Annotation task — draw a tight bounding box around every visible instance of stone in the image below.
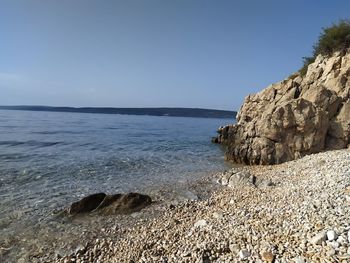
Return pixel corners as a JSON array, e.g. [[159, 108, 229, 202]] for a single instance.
[[194, 219, 207, 228], [215, 50, 350, 165], [238, 249, 250, 260], [69, 193, 107, 214], [326, 230, 337, 241], [337, 235, 346, 244], [309, 231, 326, 245], [98, 193, 152, 215], [227, 171, 256, 188], [213, 212, 223, 219], [328, 241, 340, 248], [221, 172, 232, 186], [294, 256, 306, 263], [261, 251, 274, 262], [68, 192, 152, 215], [326, 247, 336, 256]]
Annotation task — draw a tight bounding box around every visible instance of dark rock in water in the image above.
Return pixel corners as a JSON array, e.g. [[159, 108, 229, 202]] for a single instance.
[[68, 192, 152, 215], [211, 137, 219, 143], [69, 193, 106, 215], [98, 193, 152, 215], [95, 194, 123, 210]]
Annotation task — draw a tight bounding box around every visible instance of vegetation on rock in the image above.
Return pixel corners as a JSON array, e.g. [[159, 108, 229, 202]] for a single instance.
[[300, 20, 350, 76]]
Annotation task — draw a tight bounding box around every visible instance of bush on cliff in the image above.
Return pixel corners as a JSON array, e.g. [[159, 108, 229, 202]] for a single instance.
[[300, 20, 350, 76]]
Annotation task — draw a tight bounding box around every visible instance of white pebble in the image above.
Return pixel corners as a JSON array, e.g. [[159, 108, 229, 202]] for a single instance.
[[194, 219, 207, 228], [309, 232, 326, 245], [326, 230, 337, 241], [238, 249, 250, 259]]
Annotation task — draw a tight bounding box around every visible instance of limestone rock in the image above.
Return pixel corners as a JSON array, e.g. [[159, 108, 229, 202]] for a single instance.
[[216, 49, 350, 164]]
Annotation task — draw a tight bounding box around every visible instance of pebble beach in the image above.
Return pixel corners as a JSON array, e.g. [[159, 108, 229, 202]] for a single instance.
[[51, 148, 350, 263]]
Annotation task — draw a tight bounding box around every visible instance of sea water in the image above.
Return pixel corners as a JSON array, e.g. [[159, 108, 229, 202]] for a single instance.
[[0, 109, 233, 261]]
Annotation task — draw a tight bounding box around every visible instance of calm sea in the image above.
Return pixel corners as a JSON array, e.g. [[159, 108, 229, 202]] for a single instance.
[[0, 109, 233, 261]]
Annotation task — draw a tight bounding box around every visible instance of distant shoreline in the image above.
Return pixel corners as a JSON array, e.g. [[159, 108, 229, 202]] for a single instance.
[[0, 106, 236, 119]]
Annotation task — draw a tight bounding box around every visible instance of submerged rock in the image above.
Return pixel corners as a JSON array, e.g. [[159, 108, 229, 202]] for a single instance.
[[98, 192, 152, 215], [215, 49, 350, 164], [69, 193, 106, 214], [68, 192, 152, 215]]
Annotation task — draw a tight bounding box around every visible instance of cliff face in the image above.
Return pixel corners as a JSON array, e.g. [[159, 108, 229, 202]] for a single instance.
[[217, 49, 350, 165]]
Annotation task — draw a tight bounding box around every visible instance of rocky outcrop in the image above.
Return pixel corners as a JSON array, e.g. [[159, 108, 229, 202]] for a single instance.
[[216, 49, 350, 164], [68, 192, 152, 215]]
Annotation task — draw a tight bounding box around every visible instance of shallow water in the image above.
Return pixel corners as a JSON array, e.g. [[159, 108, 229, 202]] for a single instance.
[[0, 109, 233, 261]]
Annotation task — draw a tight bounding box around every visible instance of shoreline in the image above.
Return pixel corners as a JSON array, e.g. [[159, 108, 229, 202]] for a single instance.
[[1, 170, 225, 263], [48, 148, 350, 262]]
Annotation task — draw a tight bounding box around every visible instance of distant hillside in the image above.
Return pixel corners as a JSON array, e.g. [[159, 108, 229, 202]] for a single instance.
[[0, 106, 236, 119]]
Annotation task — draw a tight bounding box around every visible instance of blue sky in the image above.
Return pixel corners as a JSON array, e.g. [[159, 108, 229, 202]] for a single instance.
[[0, 0, 349, 110]]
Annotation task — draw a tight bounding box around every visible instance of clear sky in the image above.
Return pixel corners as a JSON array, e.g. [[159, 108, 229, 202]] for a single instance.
[[1, 0, 350, 110]]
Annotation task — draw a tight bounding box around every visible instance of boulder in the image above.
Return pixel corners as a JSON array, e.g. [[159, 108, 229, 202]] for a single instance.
[[69, 193, 106, 214], [216, 49, 350, 164], [98, 192, 152, 215], [219, 169, 273, 188], [227, 171, 256, 188], [68, 192, 152, 215]]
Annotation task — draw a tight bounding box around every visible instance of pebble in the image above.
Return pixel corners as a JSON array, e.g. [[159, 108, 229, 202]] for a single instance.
[[212, 212, 223, 219], [261, 251, 274, 262], [238, 249, 250, 260], [294, 256, 306, 263], [47, 149, 350, 263], [194, 219, 207, 228], [309, 231, 326, 245], [326, 230, 337, 241]]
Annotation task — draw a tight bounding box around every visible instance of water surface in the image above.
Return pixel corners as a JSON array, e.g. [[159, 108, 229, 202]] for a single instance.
[[0, 110, 233, 261]]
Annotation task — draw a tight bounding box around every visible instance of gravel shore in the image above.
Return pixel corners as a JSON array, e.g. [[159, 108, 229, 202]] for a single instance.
[[54, 148, 350, 263]]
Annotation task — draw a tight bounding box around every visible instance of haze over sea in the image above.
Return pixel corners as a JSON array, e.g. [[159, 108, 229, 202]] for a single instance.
[[0, 109, 233, 259]]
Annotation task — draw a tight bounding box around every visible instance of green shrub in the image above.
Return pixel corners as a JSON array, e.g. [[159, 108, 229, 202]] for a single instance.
[[300, 20, 350, 76]]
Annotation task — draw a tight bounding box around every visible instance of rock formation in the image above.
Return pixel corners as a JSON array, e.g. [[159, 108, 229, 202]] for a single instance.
[[216, 49, 350, 164]]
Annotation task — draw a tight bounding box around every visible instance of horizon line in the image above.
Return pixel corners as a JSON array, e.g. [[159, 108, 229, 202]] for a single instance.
[[0, 104, 236, 112]]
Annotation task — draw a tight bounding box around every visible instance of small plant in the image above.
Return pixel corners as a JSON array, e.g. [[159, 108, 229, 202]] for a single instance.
[[300, 20, 350, 76]]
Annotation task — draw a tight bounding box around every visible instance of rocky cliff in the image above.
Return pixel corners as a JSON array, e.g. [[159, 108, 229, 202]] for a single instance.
[[217, 49, 350, 164]]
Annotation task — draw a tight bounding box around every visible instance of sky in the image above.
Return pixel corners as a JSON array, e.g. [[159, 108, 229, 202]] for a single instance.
[[0, 1, 350, 110]]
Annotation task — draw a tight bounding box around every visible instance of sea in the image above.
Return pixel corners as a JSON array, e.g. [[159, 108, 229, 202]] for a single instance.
[[0, 109, 233, 262]]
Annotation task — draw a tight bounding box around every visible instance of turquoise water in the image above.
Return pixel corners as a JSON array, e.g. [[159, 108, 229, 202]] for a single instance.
[[0, 109, 233, 258]]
